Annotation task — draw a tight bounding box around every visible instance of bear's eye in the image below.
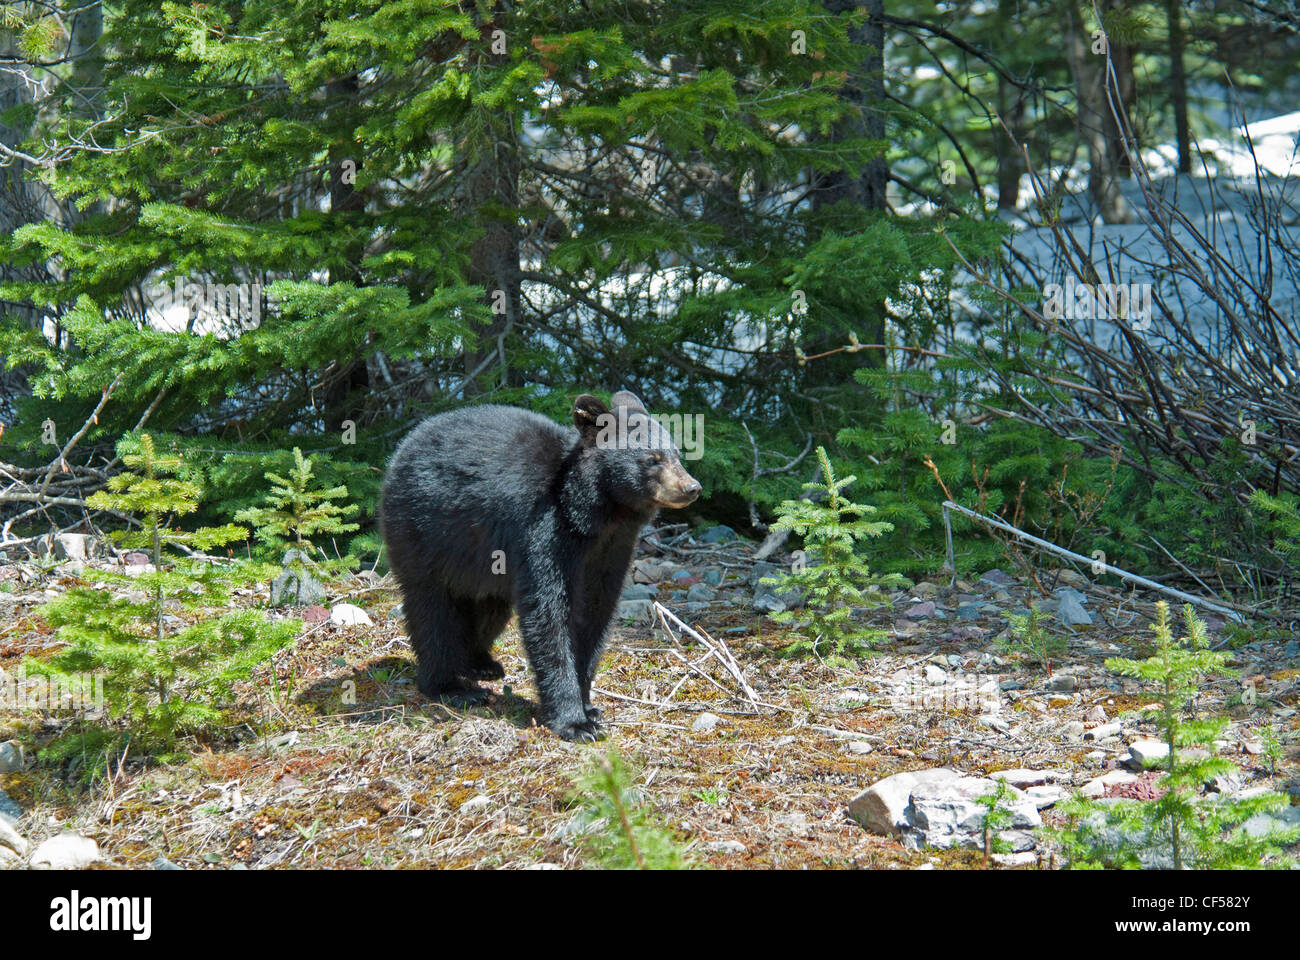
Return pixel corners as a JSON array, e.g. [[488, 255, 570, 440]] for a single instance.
[[647, 452, 664, 465]]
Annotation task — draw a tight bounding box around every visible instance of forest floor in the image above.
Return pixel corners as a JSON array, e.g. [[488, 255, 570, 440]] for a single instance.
[[1, 528, 1298, 869]]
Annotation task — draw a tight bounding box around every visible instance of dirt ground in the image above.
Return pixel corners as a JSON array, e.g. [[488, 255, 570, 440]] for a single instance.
[[2, 542, 1297, 870]]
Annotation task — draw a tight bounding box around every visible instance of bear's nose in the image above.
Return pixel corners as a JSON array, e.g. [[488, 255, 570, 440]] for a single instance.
[[682, 480, 702, 498]]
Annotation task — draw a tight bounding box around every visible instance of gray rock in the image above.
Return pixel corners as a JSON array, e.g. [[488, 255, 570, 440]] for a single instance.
[[1127, 740, 1170, 767], [904, 776, 1041, 850], [458, 795, 492, 815], [1024, 785, 1070, 809], [847, 768, 963, 836], [1079, 769, 1138, 798], [956, 602, 985, 620], [691, 712, 722, 733], [685, 584, 715, 603], [1239, 806, 1300, 838], [903, 600, 936, 620], [752, 593, 786, 614], [1053, 585, 1089, 606], [924, 664, 948, 685], [999, 679, 1023, 691], [706, 839, 747, 854], [1048, 674, 1076, 693], [54, 533, 100, 561], [621, 583, 658, 600], [702, 568, 724, 586], [1061, 721, 1086, 740], [0, 741, 23, 774], [31, 833, 101, 869], [979, 569, 1017, 587], [1055, 594, 1092, 626], [151, 856, 183, 870], [698, 525, 737, 543], [0, 787, 22, 826], [1085, 721, 1123, 741], [386, 603, 405, 621], [987, 769, 1065, 789], [617, 599, 654, 623]]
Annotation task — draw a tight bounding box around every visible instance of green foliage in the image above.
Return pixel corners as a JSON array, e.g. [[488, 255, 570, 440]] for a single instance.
[[761, 446, 903, 659], [234, 446, 360, 569], [28, 433, 299, 748], [977, 779, 1015, 862], [1248, 489, 1300, 568], [571, 750, 693, 870], [1054, 603, 1298, 870], [996, 602, 1065, 674]]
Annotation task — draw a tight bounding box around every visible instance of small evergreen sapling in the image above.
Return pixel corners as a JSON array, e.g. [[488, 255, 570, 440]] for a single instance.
[[1054, 602, 1299, 869], [996, 602, 1065, 674], [761, 446, 903, 659], [571, 750, 693, 870], [30, 434, 299, 748], [235, 447, 360, 576]]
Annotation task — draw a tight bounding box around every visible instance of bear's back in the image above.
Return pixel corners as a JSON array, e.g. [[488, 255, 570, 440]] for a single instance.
[[382, 404, 575, 529]]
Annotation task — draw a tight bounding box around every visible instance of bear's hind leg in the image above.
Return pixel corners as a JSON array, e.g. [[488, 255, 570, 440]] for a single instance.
[[464, 597, 512, 680], [403, 582, 489, 706]]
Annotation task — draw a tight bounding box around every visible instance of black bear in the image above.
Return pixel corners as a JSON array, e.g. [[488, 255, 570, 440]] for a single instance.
[[380, 391, 701, 741]]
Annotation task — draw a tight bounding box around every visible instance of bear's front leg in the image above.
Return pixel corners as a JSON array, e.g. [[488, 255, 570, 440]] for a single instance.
[[514, 571, 603, 742]]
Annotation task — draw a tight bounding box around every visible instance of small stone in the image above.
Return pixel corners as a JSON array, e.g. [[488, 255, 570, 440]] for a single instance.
[[979, 569, 1017, 587], [987, 769, 1063, 789], [386, 604, 405, 621], [924, 664, 947, 685], [1024, 785, 1070, 809], [698, 525, 737, 543], [956, 602, 985, 620], [1085, 705, 1108, 723], [329, 603, 373, 627], [752, 593, 786, 614], [685, 584, 715, 603], [707, 839, 747, 854], [31, 833, 101, 869], [692, 712, 721, 733], [1085, 721, 1123, 741], [1127, 740, 1170, 767], [991, 851, 1038, 867], [912, 581, 938, 596], [458, 795, 492, 815], [0, 741, 24, 774], [904, 600, 937, 620], [124, 551, 151, 565], [1239, 806, 1300, 838], [0, 787, 22, 825], [1061, 721, 1086, 740], [845, 741, 874, 755], [151, 856, 183, 870], [1080, 769, 1139, 798], [1048, 674, 1076, 692], [301, 605, 329, 623], [1055, 594, 1092, 626], [999, 679, 1023, 691], [621, 583, 657, 600], [618, 599, 654, 623]]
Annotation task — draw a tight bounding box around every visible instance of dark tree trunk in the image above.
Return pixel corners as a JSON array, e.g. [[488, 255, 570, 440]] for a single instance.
[[1167, 0, 1192, 174], [806, 0, 890, 388]]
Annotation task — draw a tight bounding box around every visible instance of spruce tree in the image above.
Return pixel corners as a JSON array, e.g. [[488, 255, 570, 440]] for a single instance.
[[29, 434, 299, 748]]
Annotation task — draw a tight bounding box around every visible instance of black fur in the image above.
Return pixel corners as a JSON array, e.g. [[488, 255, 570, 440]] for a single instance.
[[380, 392, 700, 741]]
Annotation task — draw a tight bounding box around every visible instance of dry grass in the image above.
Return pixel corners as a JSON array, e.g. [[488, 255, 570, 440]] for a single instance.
[[1, 550, 1297, 871]]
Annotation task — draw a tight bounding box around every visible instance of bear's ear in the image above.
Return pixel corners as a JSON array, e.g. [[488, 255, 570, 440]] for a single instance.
[[573, 394, 611, 445], [610, 390, 647, 414]]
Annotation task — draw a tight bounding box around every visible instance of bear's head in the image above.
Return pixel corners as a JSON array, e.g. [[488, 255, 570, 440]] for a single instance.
[[573, 391, 702, 511]]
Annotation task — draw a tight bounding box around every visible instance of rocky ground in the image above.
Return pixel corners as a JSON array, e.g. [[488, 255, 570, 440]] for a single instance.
[[0, 525, 1298, 869]]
